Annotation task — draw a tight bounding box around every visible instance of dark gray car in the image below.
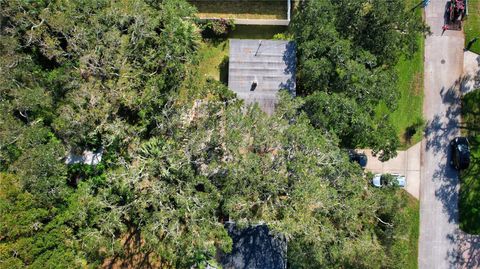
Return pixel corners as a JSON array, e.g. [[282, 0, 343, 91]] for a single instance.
[[450, 137, 470, 170]]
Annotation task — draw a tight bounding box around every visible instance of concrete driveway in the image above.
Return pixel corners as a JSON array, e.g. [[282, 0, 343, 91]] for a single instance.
[[362, 142, 421, 199], [463, 51, 480, 95]]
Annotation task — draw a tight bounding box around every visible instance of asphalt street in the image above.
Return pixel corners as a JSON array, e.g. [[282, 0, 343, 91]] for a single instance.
[[419, 1, 471, 268]]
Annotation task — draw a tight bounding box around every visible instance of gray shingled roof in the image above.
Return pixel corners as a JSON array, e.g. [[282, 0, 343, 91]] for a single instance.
[[228, 39, 296, 115], [220, 223, 287, 269]]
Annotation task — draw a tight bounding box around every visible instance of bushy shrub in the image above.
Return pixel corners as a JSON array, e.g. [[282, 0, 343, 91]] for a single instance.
[[273, 33, 293, 41], [201, 18, 235, 38]]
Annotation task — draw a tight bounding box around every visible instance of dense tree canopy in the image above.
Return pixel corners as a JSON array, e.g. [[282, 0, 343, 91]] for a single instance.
[[303, 92, 399, 160], [1, 0, 199, 151], [0, 89, 413, 268], [292, 0, 426, 160], [1, 0, 421, 268]]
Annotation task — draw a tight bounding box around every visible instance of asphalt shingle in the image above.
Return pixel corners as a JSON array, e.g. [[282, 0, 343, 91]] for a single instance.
[[228, 39, 296, 115]]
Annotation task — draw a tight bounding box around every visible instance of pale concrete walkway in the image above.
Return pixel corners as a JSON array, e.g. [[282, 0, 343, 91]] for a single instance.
[[462, 51, 480, 95], [196, 18, 290, 26], [233, 19, 289, 26], [362, 142, 421, 199]]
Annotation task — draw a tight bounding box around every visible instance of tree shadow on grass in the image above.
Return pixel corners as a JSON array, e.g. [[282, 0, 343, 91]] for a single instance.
[[458, 140, 480, 234], [219, 55, 229, 85], [461, 89, 480, 136], [403, 117, 424, 145], [410, 0, 428, 11], [203, 37, 228, 47], [103, 230, 159, 269]]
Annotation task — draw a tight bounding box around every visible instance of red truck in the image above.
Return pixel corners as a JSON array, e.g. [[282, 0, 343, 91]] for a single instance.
[[446, 0, 467, 30]]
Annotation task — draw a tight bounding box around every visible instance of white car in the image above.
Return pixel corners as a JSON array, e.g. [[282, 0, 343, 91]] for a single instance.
[[372, 173, 406, 188]]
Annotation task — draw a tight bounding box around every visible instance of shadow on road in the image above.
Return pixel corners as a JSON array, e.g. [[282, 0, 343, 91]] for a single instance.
[[447, 231, 480, 268], [425, 77, 480, 267], [424, 80, 461, 265], [425, 83, 461, 154]]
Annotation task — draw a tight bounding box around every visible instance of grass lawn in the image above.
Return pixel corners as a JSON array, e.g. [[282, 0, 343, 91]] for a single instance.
[[189, 1, 287, 20], [402, 192, 420, 269], [459, 89, 480, 234], [196, 25, 287, 84], [376, 1, 425, 149], [197, 40, 229, 83], [464, 0, 480, 54], [390, 35, 425, 148]]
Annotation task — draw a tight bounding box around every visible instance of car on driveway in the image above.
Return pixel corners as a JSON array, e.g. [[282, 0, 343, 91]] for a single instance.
[[450, 137, 470, 170], [372, 173, 406, 188], [348, 150, 368, 168]]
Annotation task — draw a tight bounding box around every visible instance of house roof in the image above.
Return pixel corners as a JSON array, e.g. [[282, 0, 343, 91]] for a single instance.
[[228, 39, 296, 115], [220, 223, 287, 269]]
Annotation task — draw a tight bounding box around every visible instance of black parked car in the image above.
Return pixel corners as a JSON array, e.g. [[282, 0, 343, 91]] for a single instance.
[[450, 137, 470, 170], [348, 150, 368, 168]]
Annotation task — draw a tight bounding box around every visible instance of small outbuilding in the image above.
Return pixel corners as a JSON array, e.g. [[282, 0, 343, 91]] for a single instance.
[[228, 39, 296, 115]]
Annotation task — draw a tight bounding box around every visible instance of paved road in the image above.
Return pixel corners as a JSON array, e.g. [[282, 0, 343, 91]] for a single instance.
[[420, 0, 462, 268], [419, 1, 480, 268]]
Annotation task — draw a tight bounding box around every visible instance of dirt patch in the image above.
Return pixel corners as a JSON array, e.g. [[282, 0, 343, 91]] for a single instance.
[[102, 230, 170, 269], [189, 1, 287, 20], [412, 72, 423, 96]]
